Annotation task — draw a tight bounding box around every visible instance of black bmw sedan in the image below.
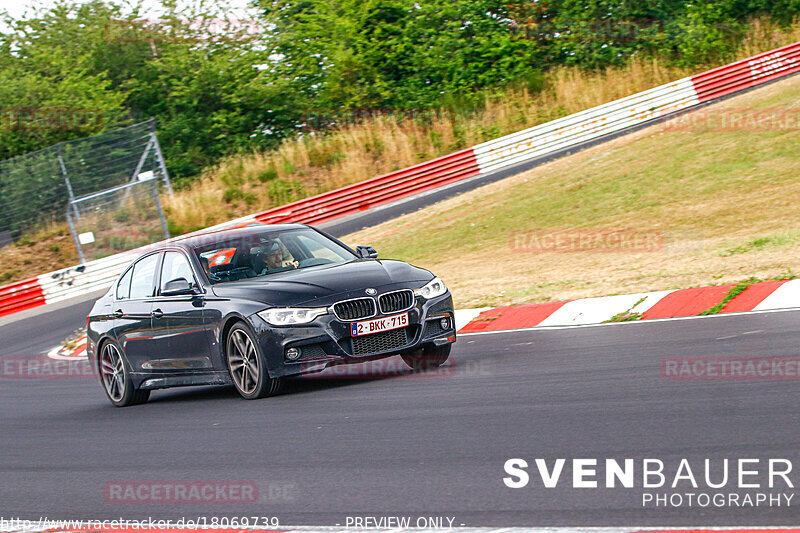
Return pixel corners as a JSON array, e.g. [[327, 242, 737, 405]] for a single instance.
[[87, 223, 456, 406]]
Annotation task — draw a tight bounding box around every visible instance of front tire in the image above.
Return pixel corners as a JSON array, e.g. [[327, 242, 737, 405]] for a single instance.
[[401, 344, 451, 371], [98, 340, 149, 407], [226, 322, 282, 399]]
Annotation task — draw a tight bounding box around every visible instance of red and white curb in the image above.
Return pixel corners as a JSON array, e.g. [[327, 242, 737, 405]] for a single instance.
[[48, 338, 88, 360], [459, 279, 800, 334], [45, 279, 800, 360]]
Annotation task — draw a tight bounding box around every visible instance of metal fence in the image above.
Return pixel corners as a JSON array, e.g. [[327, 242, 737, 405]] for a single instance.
[[67, 176, 170, 263], [0, 118, 172, 245]]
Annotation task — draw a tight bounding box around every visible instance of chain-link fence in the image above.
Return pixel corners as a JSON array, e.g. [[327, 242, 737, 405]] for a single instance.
[[0, 118, 172, 260], [68, 176, 170, 263]]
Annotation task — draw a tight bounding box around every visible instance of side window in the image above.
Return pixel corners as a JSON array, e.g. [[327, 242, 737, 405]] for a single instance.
[[129, 254, 160, 299], [116, 267, 132, 300], [160, 252, 195, 294]]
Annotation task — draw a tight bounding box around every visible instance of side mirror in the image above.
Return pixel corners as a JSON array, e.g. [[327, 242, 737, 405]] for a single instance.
[[161, 277, 197, 296], [355, 245, 378, 259]]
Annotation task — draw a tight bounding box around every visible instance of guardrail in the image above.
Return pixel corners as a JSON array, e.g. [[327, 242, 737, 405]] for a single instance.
[[0, 278, 45, 317], [693, 41, 800, 102], [1, 40, 799, 318], [253, 148, 481, 226], [472, 77, 699, 174], [38, 252, 135, 305]]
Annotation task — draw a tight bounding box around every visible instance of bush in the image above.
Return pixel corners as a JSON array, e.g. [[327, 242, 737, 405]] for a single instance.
[[223, 187, 245, 203], [256, 166, 279, 182], [268, 179, 306, 206], [113, 209, 132, 224]]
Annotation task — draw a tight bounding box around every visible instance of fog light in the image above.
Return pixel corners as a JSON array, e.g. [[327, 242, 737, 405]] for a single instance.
[[440, 317, 450, 330], [286, 347, 301, 361]]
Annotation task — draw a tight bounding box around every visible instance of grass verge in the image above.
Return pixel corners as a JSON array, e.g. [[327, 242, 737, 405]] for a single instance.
[[343, 74, 800, 308]]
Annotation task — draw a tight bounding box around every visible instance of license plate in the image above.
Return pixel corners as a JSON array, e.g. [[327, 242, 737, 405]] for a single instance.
[[351, 313, 409, 337]]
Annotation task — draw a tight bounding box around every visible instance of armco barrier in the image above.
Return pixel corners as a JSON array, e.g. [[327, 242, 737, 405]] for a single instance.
[[472, 77, 699, 174], [692, 42, 800, 102], [37, 252, 135, 306], [252, 148, 480, 226], [472, 43, 800, 174], [0, 277, 45, 317], [1, 40, 799, 318]]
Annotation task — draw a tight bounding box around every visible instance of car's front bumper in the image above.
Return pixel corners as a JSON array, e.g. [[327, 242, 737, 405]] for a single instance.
[[249, 292, 456, 378]]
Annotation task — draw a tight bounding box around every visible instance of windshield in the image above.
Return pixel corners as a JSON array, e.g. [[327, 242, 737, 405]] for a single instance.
[[192, 228, 355, 284]]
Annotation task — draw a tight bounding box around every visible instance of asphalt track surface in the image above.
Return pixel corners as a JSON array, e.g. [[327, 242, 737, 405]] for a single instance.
[[3, 307, 800, 526]]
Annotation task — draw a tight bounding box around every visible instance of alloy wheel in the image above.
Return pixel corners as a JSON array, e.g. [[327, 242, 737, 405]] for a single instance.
[[100, 342, 126, 402], [228, 329, 260, 395]]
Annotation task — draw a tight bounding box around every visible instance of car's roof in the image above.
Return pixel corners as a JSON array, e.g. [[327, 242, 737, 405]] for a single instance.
[[164, 223, 309, 250]]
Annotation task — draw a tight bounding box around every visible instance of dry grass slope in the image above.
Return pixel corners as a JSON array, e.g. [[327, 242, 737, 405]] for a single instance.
[[344, 74, 800, 308]]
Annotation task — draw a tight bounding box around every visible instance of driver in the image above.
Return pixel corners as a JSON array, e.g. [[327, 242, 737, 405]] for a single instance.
[[255, 240, 299, 273]]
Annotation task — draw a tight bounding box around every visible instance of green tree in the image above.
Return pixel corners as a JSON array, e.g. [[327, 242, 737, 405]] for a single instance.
[[0, 1, 296, 180], [0, 2, 129, 159], [259, 0, 545, 114], [676, 0, 800, 66]]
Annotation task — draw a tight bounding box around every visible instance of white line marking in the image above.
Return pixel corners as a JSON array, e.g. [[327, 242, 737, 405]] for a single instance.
[[716, 329, 764, 340]]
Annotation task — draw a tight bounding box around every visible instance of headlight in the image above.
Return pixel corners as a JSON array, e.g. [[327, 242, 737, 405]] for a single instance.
[[257, 307, 327, 325], [413, 277, 447, 299]]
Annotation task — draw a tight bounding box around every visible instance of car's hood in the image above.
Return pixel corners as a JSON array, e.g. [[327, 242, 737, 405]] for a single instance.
[[210, 259, 433, 307]]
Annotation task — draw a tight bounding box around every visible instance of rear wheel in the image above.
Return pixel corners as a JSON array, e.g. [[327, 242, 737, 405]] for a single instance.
[[401, 344, 451, 371], [226, 322, 282, 399], [99, 340, 149, 407]]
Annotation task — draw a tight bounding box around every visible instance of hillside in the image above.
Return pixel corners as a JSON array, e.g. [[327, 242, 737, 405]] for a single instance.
[[162, 19, 800, 234], [0, 20, 798, 286], [343, 74, 800, 308]]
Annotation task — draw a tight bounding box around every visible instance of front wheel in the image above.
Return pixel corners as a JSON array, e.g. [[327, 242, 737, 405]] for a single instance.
[[226, 322, 282, 399], [401, 344, 451, 371], [99, 340, 149, 407]]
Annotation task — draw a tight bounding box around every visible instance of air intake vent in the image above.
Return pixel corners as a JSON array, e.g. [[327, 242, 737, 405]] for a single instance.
[[423, 319, 445, 338], [352, 327, 409, 356]]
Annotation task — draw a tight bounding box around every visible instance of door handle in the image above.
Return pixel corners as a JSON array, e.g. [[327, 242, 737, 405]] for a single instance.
[[113, 309, 123, 319], [152, 308, 164, 319]]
